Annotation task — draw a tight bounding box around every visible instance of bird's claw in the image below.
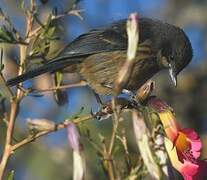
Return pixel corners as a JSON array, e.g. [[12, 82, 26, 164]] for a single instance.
[[122, 89, 140, 107], [90, 105, 113, 121]]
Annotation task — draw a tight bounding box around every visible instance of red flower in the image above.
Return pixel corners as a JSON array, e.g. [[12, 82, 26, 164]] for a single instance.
[[148, 97, 207, 180]]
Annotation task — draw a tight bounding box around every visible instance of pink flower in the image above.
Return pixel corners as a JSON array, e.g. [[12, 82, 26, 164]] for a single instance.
[[67, 123, 85, 180], [67, 122, 81, 151], [148, 97, 207, 180]]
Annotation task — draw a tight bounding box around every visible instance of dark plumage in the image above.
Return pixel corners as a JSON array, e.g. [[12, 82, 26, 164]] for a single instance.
[[6, 17, 193, 95]]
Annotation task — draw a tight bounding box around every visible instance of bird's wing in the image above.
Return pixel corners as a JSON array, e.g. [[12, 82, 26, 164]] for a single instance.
[[6, 18, 155, 87], [55, 20, 128, 59], [50, 17, 157, 63]]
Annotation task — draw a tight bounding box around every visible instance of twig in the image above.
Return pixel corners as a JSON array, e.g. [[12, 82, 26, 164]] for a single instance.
[[108, 98, 125, 154], [108, 99, 120, 155], [0, 3, 36, 178], [53, 9, 84, 20], [32, 81, 87, 93], [27, 8, 83, 40], [0, 43, 27, 179], [101, 139, 115, 180], [104, 98, 120, 180], [27, 26, 42, 39], [0, 99, 17, 179], [17, 81, 88, 98], [25, 0, 36, 37], [12, 115, 93, 151], [116, 129, 131, 171]]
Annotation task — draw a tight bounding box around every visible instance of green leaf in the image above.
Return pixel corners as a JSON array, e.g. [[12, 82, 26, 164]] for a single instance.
[[20, 0, 25, 10], [46, 27, 56, 38], [30, 39, 50, 56], [55, 71, 63, 87], [0, 27, 16, 43], [7, 170, 14, 180]]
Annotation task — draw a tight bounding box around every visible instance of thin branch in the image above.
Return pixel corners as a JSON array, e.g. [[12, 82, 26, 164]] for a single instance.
[[25, 0, 36, 37], [11, 115, 93, 151], [27, 7, 84, 40], [116, 129, 131, 171], [53, 9, 84, 21], [27, 26, 42, 39], [32, 81, 87, 93], [108, 98, 120, 155], [0, 4, 35, 177], [16, 81, 87, 98], [103, 98, 121, 180]]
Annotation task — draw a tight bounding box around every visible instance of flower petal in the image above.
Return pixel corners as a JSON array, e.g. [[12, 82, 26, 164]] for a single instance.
[[164, 137, 183, 170], [175, 132, 190, 153], [181, 128, 202, 159], [159, 111, 180, 142], [148, 97, 170, 112], [165, 138, 199, 179], [67, 123, 81, 151], [182, 128, 198, 140], [180, 159, 199, 176]]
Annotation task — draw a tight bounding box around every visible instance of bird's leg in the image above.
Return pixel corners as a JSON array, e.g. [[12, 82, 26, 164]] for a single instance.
[[92, 84, 140, 121], [92, 90, 103, 105], [91, 106, 113, 121], [122, 89, 136, 99], [121, 89, 140, 107], [91, 97, 133, 121], [101, 83, 139, 105], [90, 101, 113, 121]]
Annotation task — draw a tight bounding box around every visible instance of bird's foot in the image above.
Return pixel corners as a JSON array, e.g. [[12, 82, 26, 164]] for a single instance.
[[91, 104, 113, 121], [101, 83, 140, 105], [91, 97, 136, 121], [121, 89, 140, 106]]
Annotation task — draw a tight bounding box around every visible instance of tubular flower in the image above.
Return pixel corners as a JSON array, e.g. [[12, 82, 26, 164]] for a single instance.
[[67, 123, 85, 180], [148, 97, 207, 180]]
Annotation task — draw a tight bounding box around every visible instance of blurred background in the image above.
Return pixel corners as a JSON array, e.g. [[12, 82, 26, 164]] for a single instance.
[[0, 0, 207, 179]]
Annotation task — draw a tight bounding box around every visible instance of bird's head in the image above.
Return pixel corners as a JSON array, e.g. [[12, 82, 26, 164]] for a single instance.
[[159, 26, 193, 86]]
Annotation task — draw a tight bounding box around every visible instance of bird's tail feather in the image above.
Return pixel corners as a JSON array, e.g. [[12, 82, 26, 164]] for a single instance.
[[6, 56, 81, 86]]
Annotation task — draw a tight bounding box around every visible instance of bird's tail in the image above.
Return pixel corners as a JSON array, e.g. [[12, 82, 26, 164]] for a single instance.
[[6, 56, 81, 86]]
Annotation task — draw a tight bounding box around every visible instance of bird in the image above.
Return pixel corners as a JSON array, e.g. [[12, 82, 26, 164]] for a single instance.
[[6, 17, 193, 95]]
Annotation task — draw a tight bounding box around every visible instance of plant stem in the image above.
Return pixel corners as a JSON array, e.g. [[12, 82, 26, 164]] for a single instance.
[[12, 115, 93, 152], [0, 44, 26, 179]]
